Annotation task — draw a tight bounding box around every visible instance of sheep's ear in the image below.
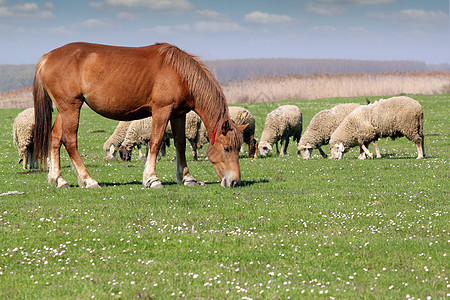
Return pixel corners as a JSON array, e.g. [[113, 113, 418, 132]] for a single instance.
[[298, 144, 306, 150], [221, 120, 232, 135], [306, 143, 313, 149], [237, 123, 249, 132], [110, 144, 115, 153], [338, 143, 345, 152]]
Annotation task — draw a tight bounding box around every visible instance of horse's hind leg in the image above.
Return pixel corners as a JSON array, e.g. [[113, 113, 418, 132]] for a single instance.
[[171, 116, 204, 186], [55, 107, 100, 188], [48, 113, 69, 188]]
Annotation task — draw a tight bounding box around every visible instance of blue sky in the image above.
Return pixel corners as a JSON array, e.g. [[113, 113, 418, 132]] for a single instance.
[[0, 0, 448, 65]]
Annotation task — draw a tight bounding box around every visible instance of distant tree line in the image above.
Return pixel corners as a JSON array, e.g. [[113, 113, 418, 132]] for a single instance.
[[1, 59, 449, 92]]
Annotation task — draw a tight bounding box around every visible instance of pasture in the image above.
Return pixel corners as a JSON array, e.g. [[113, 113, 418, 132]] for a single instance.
[[0, 94, 448, 299]]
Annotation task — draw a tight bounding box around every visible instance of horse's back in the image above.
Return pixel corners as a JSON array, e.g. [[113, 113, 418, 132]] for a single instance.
[[39, 42, 190, 121]]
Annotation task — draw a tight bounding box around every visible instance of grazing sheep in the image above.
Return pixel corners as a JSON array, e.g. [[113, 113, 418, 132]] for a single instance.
[[298, 102, 381, 160], [258, 105, 303, 157], [228, 106, 258, 158], [118, 116, 169, 162], [13, 107, 36, 169], [118, 111, 207, 161], [103, 121, 132, 160], [330, 96, 425, 159]]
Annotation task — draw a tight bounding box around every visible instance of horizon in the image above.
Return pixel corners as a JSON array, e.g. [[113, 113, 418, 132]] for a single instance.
[[0, 0, 449, 65]]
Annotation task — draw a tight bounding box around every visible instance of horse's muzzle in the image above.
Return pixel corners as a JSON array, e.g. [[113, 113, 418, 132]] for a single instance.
[[221, 173, 240, 188]]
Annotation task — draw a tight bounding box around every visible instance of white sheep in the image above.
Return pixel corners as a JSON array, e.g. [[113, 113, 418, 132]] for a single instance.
[[298, 102, 381, 160], [13, 107, 36, 169], [118, 116, 168, 161], [228, 106, 258, 158], [330, 96, 425, 159], [258, 105, 303, 157], [103, 121, 132, 160], [118, 111, 207, 161]]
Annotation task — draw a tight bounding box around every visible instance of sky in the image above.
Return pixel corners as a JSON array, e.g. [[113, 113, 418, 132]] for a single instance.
[[0, 0, 449, 65]]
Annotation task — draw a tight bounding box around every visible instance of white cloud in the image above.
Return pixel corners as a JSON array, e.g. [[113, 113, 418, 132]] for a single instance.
[[367, 9, 448, 23], [142, 24, 190, 35], [310, 25, 336, 34], [244, 11, 293, 24], [78, 19, 111, 28], [194, 21, 244, 33], [117, 11, 138, 20], [0, 2, 55, 19], [195, 9, 229, 21], [90, 0, 194, 11], [305, 0, 398, 16]]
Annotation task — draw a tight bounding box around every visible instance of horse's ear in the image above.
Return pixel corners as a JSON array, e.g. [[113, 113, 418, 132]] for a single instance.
[[221, 120, 232, 135], [237, 123, 249, 132]]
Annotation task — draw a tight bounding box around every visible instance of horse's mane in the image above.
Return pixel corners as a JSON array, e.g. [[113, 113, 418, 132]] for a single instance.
[[157, 43, 241, 148]]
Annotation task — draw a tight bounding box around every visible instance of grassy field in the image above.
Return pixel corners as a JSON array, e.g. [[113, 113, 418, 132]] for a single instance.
[[0, 95, 448, 299]]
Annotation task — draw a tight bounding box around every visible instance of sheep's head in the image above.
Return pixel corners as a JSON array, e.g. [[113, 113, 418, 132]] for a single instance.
[[258, 142, 272, 157], [119, 145, 132, 161], [330, 143, 345, 160], [105, 145, 116, 161], [298, 143, 313, 160]]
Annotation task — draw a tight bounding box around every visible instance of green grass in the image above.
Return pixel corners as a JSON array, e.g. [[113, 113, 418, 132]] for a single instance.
[[0, 95, 448, 299]]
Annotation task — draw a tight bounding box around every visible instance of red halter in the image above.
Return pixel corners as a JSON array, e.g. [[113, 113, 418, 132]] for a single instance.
[[211, 124, 218, 145]]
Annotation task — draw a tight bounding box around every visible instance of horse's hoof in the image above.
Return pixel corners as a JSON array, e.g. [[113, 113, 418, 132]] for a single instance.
[[184, 179, 206, 187], [144, 178, 164, 188], [86, 182, 101, 188], [55, 178, 69, 188]]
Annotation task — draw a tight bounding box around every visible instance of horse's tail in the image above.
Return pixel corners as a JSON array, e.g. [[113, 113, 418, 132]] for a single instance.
[[33, 55, 52, 169]]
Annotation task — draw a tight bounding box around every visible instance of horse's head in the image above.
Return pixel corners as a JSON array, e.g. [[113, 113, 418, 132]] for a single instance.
[[207, 119, 246, 187]]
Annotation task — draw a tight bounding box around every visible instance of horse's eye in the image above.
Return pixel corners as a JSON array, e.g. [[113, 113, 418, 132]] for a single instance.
[[224, 147, 230, 153]]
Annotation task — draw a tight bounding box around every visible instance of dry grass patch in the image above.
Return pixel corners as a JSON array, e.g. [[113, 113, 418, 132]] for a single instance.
[[223, 72, 450, 103]]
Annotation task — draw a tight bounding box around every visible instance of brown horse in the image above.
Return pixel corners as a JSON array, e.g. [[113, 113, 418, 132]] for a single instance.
[[33, 42, 245, 188]]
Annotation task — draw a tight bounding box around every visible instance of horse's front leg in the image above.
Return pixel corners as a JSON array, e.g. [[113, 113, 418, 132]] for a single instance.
[[171, 116, 205, 186], [142, 110, 171, 188]]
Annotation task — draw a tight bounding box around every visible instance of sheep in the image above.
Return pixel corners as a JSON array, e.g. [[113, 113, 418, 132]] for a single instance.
[[118, 116, 169, 162], [329, 96, 425, 160], [298, 102, 381, 160], [228, 106, 258, 158], [118, 111, 207, 161], [12, 107, 36, 169], [258, 105, 303, 157], [103, 121, 132, 160]]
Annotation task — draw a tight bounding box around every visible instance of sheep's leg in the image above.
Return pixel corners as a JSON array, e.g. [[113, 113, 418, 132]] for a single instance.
[[22, 149, 28, 170], [189, 139, 198, 161], [415, 139, 425, 159], [60, 107, 100, 188], [160, 139, 167, 157], [275, 142, 280, 155], [171, 116, 204, 186], [248, 137, 258, 158], [361, 143, 374, 159], [281, 138, 289, 156], [371, 140, 382, 158], [142, 108, 172, 189], [318, 147, 328, 158], [357, 146, 366, 160], [137, 145, 145, 159]]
